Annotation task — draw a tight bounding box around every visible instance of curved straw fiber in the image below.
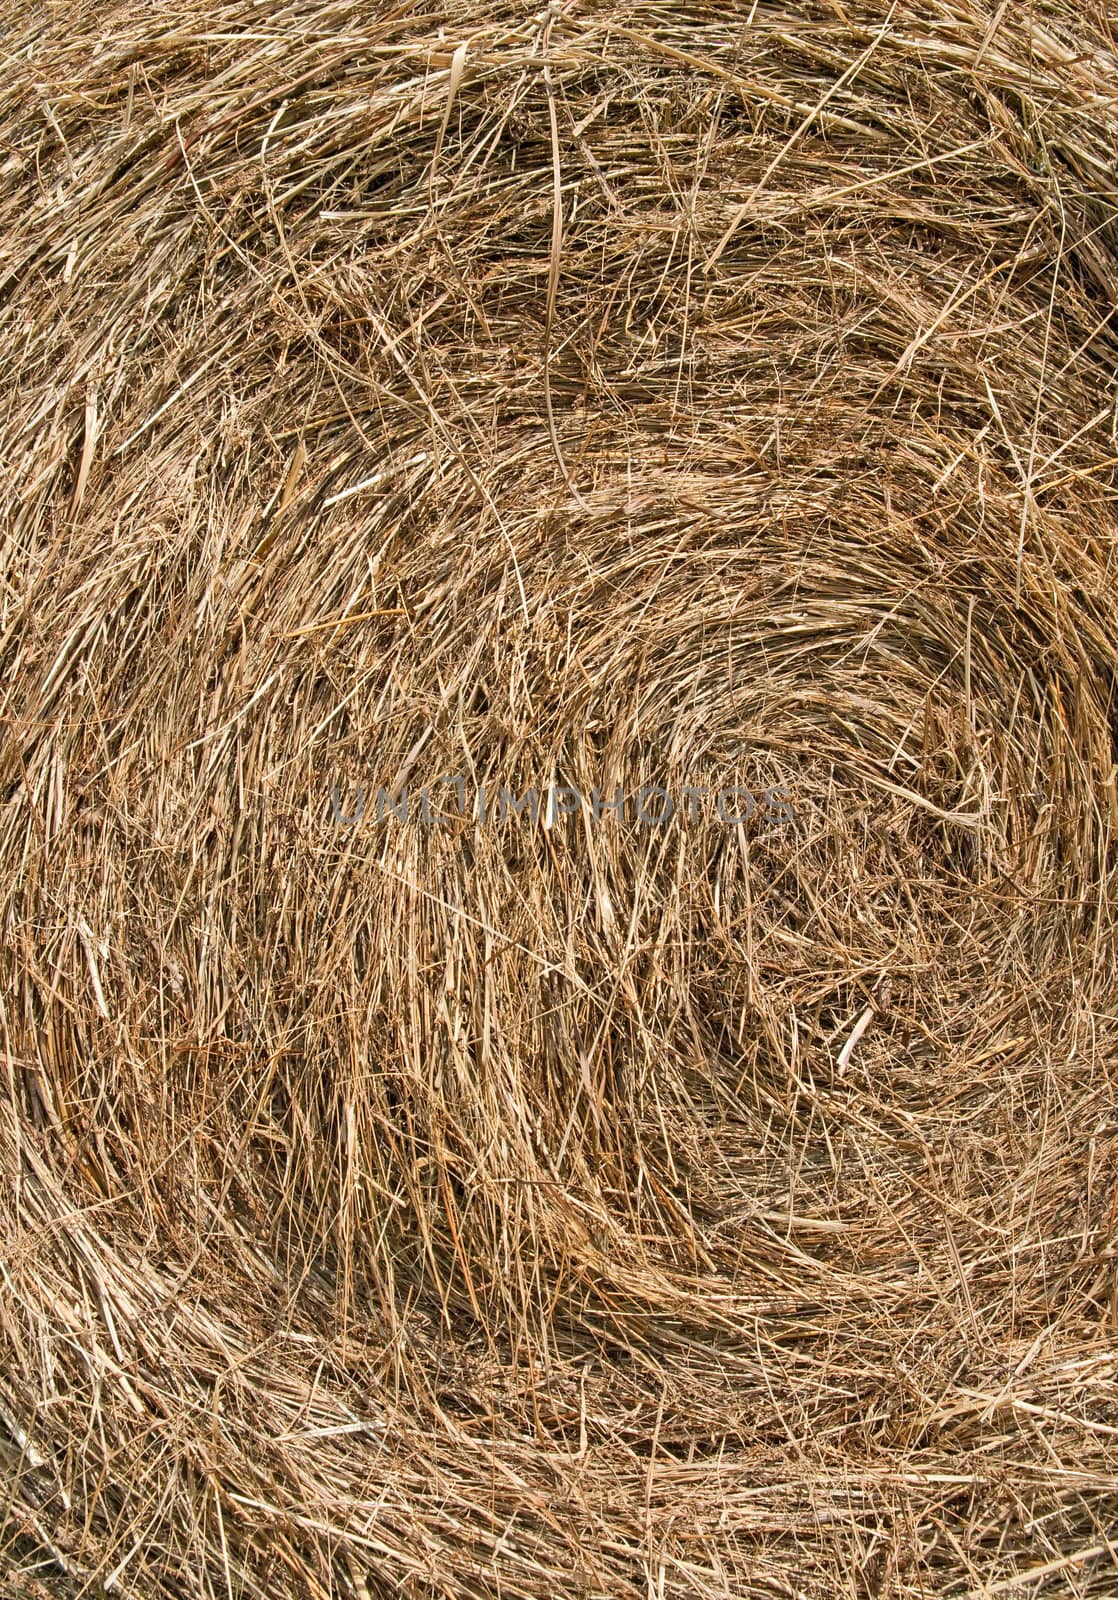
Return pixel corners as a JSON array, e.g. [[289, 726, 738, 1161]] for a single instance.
[[2, 2, 1118, 1596]]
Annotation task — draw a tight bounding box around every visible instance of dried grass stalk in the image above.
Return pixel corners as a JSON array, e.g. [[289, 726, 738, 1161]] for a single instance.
[[2, 1, 1118, 1596]]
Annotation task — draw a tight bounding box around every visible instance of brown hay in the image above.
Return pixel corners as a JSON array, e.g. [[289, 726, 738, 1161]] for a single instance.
[[3, 1, 1118, 1595]]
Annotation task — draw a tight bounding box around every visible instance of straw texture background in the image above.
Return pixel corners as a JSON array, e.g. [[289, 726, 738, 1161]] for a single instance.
[[3, 2, 1118, 1595]]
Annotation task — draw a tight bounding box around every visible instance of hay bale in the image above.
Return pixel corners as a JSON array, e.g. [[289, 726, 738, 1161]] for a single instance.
[[2, 2, 1118, 1595]]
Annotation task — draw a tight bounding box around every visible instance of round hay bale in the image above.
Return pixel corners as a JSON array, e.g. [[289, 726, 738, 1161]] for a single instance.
[[3, 3, 1118, 1596]]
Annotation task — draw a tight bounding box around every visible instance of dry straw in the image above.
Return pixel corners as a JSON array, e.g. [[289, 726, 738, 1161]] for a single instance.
[[3, 1, 1118, 1595]]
